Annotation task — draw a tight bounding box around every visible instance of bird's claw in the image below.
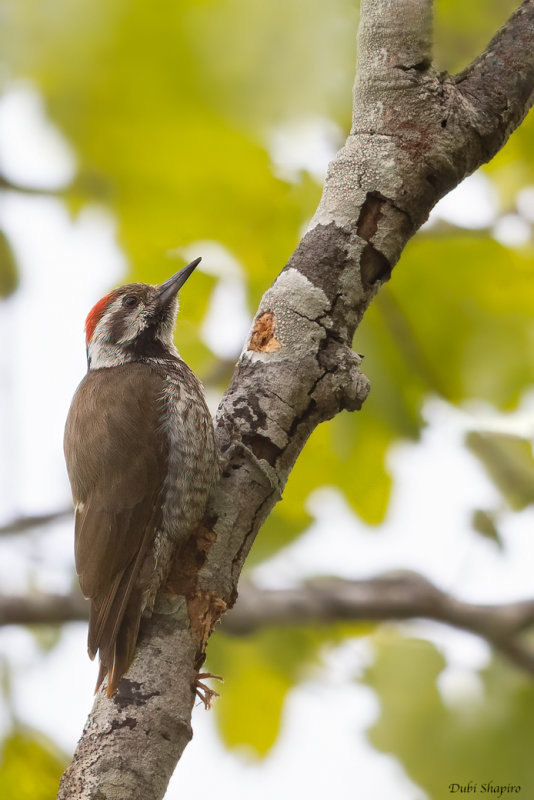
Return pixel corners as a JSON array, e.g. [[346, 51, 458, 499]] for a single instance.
[[195, 672, 223, 710]]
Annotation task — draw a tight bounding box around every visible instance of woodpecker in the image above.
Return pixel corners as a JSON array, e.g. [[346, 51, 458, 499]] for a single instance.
[[64, 258, 218, 696]]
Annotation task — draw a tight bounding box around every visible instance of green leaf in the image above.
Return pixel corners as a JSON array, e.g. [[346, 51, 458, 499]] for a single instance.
[[466, 432, 534, 510], [471, 508, 503, 549], [434, 0, 520, 74], [0, 730, 66, 800], [337, 234, 534, 528], [284, 411, 395, 527], [246, 502, 312, 567], [0, 231, 19, 299], [372, 237, 534, 409], [3, 0, 330, 368], [25, 625, 62, 654], [6, 0, 534, 547], [208, 623, 370, 756], [483, 101, 534, 205], [208, 633, 294, 757], [249, 400, 401, 557], [363, 631, 534, 800]]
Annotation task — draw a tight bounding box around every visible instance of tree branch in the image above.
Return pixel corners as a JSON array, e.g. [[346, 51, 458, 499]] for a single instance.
[[6, 574, 534, 673], [58, 2, 534, 798], [0, 509, 73, 536], [454, 0, 534, 165], [0, 590, 89, 626], [230, 575, 534, 675]]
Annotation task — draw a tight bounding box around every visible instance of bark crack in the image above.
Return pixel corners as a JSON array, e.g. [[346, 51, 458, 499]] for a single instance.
[[395, 59, 432, 73], [57, 0, 534, 796]]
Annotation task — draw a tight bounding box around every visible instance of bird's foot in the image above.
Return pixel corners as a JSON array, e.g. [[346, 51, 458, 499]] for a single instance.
[[195, 672, 223, 710]]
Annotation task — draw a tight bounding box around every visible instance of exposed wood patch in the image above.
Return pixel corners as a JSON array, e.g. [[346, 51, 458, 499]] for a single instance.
[[188, 592, 227, 651], [164, 521, 226, 659], [165, 521, 217, 599], [395, 58, 431, 72], [248, 311, 282, 352], [356, 191, 387, 241], [241, 432, 283, 466], [360, 244, 391, 288]]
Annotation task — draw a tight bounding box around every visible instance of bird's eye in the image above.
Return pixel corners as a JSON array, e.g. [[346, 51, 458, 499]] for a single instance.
[[122, 295, 138, 309]]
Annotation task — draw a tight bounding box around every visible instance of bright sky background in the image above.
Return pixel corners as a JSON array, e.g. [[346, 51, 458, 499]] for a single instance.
[[1, 83, 534, 799]]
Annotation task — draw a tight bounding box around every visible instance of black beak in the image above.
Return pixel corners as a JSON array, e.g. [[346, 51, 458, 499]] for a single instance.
[[156, 257, 201, 307]]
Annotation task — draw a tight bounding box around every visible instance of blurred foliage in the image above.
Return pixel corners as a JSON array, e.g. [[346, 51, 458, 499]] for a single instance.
[[0, 230, 18, 298], [265, 233, 534, 542], [1, 0, 533, 535], [364, 632, 534, 800], [368, 236, 534, 410], [0, 730, 65, 800], [207, 621, 373, 755], [472, 508, 503, 548], [1, 0, 534, 779], [434, 0, 518, 72], [466, 431, 534, 548], [434, 1, 534, 203], [467, 432, 534, 510], [26, 625, 63, 654]]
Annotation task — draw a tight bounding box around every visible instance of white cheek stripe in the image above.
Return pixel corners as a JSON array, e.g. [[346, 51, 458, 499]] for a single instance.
[[86, 296, 181, 370]]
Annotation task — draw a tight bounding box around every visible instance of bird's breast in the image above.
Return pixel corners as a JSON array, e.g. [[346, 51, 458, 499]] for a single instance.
[[158, 367, 219, 543]]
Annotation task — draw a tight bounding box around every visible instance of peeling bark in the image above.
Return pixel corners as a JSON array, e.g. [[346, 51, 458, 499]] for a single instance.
[[248, 311, 282, 352], [58, 1, 534, 798]]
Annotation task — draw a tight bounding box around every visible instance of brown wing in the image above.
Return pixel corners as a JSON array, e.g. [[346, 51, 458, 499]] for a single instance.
[[64, 363, 169, 694]]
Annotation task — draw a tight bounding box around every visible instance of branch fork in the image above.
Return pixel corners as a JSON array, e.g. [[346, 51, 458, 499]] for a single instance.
[[58, 2, 534, 797]]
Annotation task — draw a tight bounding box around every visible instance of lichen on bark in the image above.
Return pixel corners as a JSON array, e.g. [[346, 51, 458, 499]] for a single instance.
[[58, 2, 534, 798]]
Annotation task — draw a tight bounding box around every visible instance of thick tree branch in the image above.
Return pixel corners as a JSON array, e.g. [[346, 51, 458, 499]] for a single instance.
[[58, 2, 534, 798], [455, 0, 534, 162], [6, 574, 534, 673]]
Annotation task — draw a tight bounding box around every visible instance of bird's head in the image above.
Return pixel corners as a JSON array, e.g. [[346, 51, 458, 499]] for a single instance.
[[84, 258, 200, 370]]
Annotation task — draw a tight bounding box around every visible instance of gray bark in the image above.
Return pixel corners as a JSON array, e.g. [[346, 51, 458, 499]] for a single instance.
[[58, 1, 534, 798]]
